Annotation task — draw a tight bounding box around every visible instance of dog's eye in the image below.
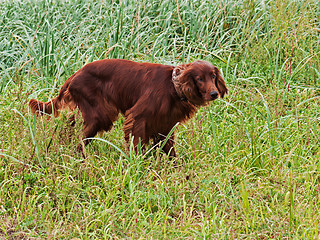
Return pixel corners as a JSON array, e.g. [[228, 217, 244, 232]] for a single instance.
[[212, 74, 216, 79], [197, 78, 203, 82]]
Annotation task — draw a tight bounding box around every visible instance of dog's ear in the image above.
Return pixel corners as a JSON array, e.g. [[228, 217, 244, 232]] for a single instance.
[[172, 63, 190, 99], [179, 65, 204, 105], [173, 63, 204, 105], [181, 76, 204, 105], [216, 73, 228, 98]]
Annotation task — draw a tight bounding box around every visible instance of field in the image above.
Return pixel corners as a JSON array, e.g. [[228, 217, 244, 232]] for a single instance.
[[1, 0, 320, 239]]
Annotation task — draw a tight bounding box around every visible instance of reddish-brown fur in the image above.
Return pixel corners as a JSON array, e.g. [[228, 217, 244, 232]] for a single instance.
[[29, 59, 228, 157]]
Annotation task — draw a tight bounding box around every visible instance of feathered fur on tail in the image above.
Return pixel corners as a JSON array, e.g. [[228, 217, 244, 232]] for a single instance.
[[29, 74, 76, 117], [28, 97, 60, 117]]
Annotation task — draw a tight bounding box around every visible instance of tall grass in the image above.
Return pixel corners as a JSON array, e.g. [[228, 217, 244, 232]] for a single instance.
[[1, 0, 320, 238]]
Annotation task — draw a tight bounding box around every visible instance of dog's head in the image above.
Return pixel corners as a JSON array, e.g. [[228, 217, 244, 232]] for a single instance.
[[172, 60, 228, 105]]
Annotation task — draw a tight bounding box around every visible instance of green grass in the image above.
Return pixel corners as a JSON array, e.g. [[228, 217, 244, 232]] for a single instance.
[[1, 0, 320, 238]]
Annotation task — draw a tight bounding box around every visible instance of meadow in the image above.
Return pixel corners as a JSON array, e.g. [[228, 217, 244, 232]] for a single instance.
[[1, 0, 320, 238]]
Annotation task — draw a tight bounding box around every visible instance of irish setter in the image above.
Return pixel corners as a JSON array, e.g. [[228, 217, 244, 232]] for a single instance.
[[29, 59, 228, 157]]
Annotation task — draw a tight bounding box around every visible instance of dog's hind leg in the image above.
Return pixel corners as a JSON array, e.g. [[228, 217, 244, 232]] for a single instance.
[[76, 100, 119, 154], [123, 112, 148, 154], [76, 119, 100, 154]]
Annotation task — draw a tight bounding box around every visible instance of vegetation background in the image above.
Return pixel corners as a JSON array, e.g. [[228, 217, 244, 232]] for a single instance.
[[1, 0, 320, 238]]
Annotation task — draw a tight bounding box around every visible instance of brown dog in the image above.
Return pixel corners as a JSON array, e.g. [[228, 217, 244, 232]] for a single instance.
[[29, 59, 228, 157]]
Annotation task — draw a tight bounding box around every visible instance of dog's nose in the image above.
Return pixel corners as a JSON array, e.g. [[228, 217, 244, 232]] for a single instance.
[[210, 91, 219, 99]]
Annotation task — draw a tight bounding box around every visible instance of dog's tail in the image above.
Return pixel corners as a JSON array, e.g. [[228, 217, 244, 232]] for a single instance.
[[29, 74, 76, 117], [29, 97, 60, 117]]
